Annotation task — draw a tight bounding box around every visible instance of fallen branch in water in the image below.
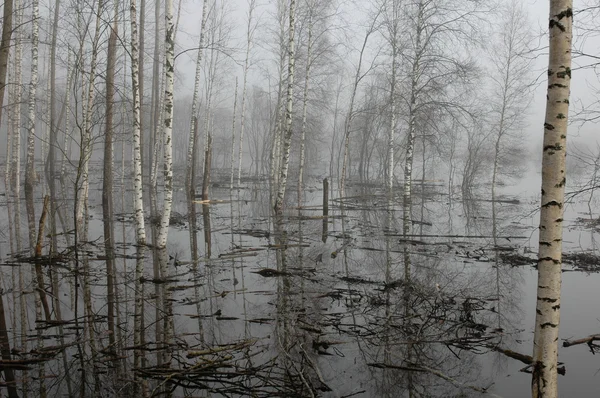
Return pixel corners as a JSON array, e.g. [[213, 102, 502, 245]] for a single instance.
[[368, 362, 502, 397], [489, 345, 566, 375], [563, 334, 600, 352], [489, 346, 533, 365]]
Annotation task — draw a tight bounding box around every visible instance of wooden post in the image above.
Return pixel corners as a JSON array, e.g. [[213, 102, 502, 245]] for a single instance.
[[202, 134, 212, 201], [322, 178, 329, 243]]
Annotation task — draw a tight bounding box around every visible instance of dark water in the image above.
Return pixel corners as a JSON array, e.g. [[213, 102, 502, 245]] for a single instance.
[[0, 165, 599, 397]]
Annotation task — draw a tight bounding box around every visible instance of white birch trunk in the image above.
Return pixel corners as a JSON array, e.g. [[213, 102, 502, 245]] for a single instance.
[[130, 0, 147, 245], [269, 1, 288, 207], [230, 78, 239, 190], [12, 0, 25, 250], [129, 0, 148, 384], [186, 0, 208, 197], [237, 0, 256, 187], [388, 24, 398, 200], [532, 2, 572, 397], [403, 0, 424, 246], [76, 0, 102, 238], [26, 0, 39, 228], [274, 0, 297, 215], [149, 0, 161, 187], [297, 1, 314, 204], [61, 48, 72, 182], [158, 0, 175, 357], [340, 21, 374, 197]]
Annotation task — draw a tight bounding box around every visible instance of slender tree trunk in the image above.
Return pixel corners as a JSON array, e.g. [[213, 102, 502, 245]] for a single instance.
[[189, 116, 200, 266], [0, 0, 13, 128], [140, 0, 146, 189], [157, 0, 175, 250], [76, 0, 102, 238], [388, 40, 398, 200], [532, 3, 572, 397], [103, 0, 119, 360], [27, 0, 40, 255], [403, 0, 425, 277], [297, 1, 314, 206], [129, 0, 148, 390], [186, 0, 208, 199], [45, 0, 61, 257], [340, 26, 372, 196], [274, 0, 297, 216], [149, 0, 161, 184], [237, 0, 256, 187], [269, 2, 288, 208], [12, 1, 28, 257], [230, 79, 239, 190], [158, 0, 175, 368]]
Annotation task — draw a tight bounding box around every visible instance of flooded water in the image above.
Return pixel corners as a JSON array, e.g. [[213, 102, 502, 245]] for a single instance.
[[1, 163, 600, 397]]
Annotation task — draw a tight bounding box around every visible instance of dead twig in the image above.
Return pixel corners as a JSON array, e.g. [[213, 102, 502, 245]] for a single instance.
[[368, 362, 502, 397]]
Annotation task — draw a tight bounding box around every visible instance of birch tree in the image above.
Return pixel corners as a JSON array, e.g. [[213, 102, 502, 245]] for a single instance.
[[237, 0, 257, 187], [76, 0, 103, 234], [45, 0, 61, 256], [383, 0, 401, 199], [489, 0, 533, 240], [149, 0, 161, 185], [12, 2, 27, 253], [274, 0, 297, 215], [103, 0, 119, 357], [532, 2, 572, 397], [396, 0, 483, 254], [129, 0, 148, 380], [269, 0, 289, 207], [185, 0, 209, 199], [297, 0, 315, 203], [157, 0, 175, 250], [157, 0, 176, 362], [340, 8, 380, 196], [25, 0, 39, 252], [0, 0, 12, 129]]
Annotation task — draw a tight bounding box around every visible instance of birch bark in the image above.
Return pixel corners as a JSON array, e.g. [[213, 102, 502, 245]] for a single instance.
[[237, 0, 257, 187], [129, 0, 148, 383], [274, 0, 297, 216], [532, 2, 572, 397], [26, 0, 39, 251], [0, 0, 12, 128], [103, 0, 119, 356], [297, 0, 314, 205], [157, 0, 175, 250], [186, 0, 208, 198]]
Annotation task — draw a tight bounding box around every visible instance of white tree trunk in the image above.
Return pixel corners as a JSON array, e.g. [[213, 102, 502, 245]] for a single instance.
[[129, 0, 147, 383], [186, 0, 208, 196], [269, 1, 288, 208], [532, 2, 572, 397], [237, 0, 257, 187], [230, 78, 239, 190], [12, 0, 25, 250], [76, 0, 102, 239], [340, 17, 376, 197], [402, 0, 425, 278], [297, 1, 314, 204], [26, 0, 39, 229], [388, 45, 397, 200], [130, 0, 147, 245], [157, 0, 175, 360], [274, 0, 297, 215]]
